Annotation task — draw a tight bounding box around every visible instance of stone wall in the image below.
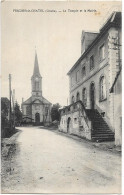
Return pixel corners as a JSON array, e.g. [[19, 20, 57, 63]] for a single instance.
[[59, 101, 92, 140]]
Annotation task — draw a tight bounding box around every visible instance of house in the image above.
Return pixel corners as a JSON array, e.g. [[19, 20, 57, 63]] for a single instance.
[[21, 51, 52, 125], [59, 12, 122, 145]]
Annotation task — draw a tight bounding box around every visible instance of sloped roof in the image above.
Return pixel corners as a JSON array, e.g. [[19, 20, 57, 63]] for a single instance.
[[67, 11, 121, 75], [22, 96, 32, 105], [22, 96, 52, 105], [42, 96, 52, 105]]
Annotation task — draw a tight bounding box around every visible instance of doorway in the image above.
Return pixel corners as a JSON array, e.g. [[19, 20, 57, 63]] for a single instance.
[[35, 113, 40, 124], [90, 83, 95, 109], [67, 117, 71, 133]]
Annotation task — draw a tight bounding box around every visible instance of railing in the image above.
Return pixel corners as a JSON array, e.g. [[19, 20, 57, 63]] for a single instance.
[[79, 102, 91, 130]]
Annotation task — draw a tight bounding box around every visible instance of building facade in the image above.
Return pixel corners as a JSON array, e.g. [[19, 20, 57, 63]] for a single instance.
[[59, 12, 122, 145], [22, 52, 52, 125]]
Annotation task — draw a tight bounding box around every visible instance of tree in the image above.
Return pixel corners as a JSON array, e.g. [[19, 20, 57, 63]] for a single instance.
[[51, 103, 61, 122], [1, 98, 9, 129], [14, 102, 22, 125]]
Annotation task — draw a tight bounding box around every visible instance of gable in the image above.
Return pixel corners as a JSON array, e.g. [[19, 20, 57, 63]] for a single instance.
[[42, 96, 52, 105], [33, 99, 41, 104]]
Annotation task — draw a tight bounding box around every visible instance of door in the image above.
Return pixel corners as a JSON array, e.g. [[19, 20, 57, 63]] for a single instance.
[[90, 83, 95, 109], [67, 117, 71, 133], [35, 113, 40, 124]]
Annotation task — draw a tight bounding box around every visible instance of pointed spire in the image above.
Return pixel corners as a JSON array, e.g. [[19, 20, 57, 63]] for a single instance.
[[33, 50, 41, 77]]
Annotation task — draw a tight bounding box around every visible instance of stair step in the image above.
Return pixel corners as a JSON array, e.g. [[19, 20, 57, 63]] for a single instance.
[[92, 136, 114, 139], [93, 120, 108, 122], [93, 126, 110, 128], [85, 109, 115, 142], [92, 131, 114, 134], [92, 132, 114, 135], [92, 130, 114, 133], [92, 135, 114, 137], [92, 138, 115, 142], [93, 128, 111, 130], [93, 121, 109, 124], [93, 129, 113, 131]]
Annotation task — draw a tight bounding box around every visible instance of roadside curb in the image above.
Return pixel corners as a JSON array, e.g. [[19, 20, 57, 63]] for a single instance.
[[45, 127, 121, 155]]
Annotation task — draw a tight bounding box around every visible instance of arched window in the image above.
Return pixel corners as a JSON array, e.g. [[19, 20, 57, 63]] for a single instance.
[[100, 76, 106, 100], [35, 81, 39, 90], [72, 96, 75, 104], [82, 88, 87, 106], [76, 92, 80, 101]]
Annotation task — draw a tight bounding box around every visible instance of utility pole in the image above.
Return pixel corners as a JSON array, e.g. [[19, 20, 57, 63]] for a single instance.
[[9, 74, 12, 124], [12, 89, 15, 127]]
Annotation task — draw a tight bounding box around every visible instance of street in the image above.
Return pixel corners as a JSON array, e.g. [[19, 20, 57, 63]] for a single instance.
[[1, 126, 121, 193]]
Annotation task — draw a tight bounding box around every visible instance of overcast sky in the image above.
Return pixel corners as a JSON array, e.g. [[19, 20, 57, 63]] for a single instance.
[[1, 1, 121, 107]]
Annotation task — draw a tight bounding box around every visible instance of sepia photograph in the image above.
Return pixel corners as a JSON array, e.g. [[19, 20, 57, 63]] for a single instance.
[[1, 1, 122, 194]]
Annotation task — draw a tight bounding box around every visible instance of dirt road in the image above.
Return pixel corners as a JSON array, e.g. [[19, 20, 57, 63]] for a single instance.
[[1, 126, 121, 193]]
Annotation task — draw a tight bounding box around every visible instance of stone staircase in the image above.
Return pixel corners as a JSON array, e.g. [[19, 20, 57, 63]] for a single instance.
[[86, 109, 115, 142]]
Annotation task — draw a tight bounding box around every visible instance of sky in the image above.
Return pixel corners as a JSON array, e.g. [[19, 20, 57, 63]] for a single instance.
[[1, 1, 121, 107]]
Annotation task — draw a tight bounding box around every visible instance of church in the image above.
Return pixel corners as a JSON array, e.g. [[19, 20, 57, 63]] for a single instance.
[[22, 51, 52, 125]]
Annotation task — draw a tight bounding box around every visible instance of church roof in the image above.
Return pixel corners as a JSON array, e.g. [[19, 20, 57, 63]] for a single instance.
[[22, 97, 32, 105], [42, 96, 52, 105], [22, 96, 52, 105], [32, 51, 41, 78]]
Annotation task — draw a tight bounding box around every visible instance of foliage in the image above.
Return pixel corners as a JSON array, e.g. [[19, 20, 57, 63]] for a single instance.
[[51, 103, 61, 122], [14, 101, 22, 124], [1, 98, 9, 129]]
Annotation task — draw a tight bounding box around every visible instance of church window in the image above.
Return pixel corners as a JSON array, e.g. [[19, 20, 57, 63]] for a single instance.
[[35, 81, 39, 90], [100, 76, 106, 101], [82, 88, 87, 106]]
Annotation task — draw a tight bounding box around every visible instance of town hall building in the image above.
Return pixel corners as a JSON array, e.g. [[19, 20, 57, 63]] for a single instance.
[[22, 51, 52, 125], [59, 11, 122, 146]]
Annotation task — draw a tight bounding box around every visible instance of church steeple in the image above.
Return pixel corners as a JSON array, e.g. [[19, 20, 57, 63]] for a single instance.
[[32, 50, 41, 77], [31, 50, 42, 97]]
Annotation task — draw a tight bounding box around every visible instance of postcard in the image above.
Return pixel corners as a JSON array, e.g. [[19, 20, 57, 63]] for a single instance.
[[1, 1, 122, 194]]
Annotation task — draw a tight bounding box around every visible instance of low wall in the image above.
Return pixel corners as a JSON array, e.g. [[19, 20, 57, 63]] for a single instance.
[[59, 101, 92, 140]]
